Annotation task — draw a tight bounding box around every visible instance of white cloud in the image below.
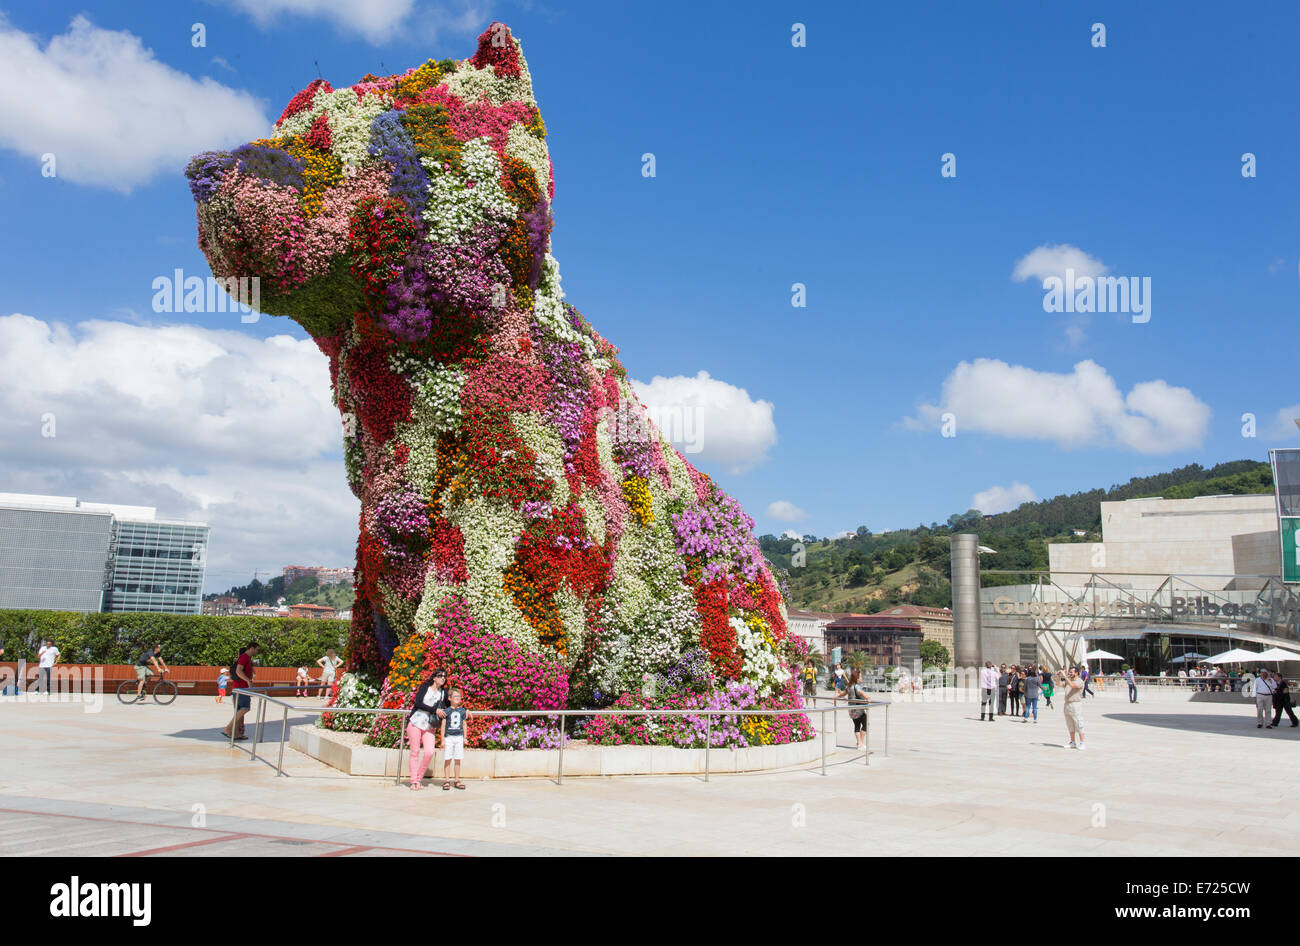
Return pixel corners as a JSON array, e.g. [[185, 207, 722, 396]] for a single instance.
[[0, 16, 269, 192], [219, 0, 490, 45], [765, 500, 807, 523], [221, 0, 415, 42], [913, 358, 1210, 453], [0, 314, 357, 592], [1013, 244, 1109, 345], [1268, 405, 1300, 439], [1012, 243, 1108, 284], [630, 370, 777, 474], [780, 529, 803, 541], [972, 482, 1037, 516]]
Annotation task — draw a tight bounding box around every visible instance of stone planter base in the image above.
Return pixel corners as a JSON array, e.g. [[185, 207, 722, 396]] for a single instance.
[[290, 724, 821, 778]]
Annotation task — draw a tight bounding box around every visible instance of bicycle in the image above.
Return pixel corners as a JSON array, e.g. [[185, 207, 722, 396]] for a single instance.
[[117, 670, 177, 705]]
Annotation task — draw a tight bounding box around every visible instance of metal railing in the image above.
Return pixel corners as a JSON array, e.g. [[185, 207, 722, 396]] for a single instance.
[[223, 687, 889, 782]]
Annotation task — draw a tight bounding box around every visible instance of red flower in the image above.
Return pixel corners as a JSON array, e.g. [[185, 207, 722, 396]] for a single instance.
[[429, 518, 469, 583], [304, 112, 333, 151], [694, 581, 741, 678], [344, 341, 413, 444], [277, 78, 333, 125], [470, 23, 522, 78]]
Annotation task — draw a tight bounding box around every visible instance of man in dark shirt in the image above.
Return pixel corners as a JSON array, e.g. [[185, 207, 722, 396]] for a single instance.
[[221, 642, 259, 741], [134, 644, 168, 700], [997, 664, 1010, 715]]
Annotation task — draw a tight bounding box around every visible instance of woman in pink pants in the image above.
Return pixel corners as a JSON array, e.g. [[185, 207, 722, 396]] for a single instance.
[[405, 669, 448, 790]]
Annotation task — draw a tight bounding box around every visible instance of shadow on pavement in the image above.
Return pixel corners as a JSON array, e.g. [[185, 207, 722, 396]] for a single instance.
[[166, 716, 317, 743], [1104, 712, 1300, 738]]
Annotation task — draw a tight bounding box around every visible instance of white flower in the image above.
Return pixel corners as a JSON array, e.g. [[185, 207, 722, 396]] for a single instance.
[[420, 138, 516, 245], [444, 61, 534, 107], [512, 411, 570, 508], [733, 616, 791, 698], [590, 522, 700, 693], [533, 254, 598, 359]]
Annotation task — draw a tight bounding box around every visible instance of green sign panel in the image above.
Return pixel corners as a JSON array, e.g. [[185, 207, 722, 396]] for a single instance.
[[1283, 518, 1300, 583], [1271, 448, 1300, 583]]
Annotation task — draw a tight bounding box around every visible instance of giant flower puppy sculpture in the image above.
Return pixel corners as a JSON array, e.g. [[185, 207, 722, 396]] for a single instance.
[[188, 23, 808, 745]]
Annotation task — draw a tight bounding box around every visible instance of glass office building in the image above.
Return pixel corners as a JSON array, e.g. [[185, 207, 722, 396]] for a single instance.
[[0, 500, 114, 612], [106, 519, 210, 614], [0, 494, 208, 615]]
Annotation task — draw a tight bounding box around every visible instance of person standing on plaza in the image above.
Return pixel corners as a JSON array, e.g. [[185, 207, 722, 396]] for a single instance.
[[843, 669, 872, 750], [406, 668, 449, 789], [441, 689, 469, 790], [1252, 668, 1276, 728], [1022, 665, 1041, 723], [1009, 666, 1024, 717], [802, 661, 817, 698], [1124, 665, 1138, 704], [1040, 665, 1055, 709], [997, 663, 1010, 715], [216, 666, 229, 703], [979, 660, 998, 721], [316, 647, 344, 700], [34, 639, 59, 694], [1267, 672, 1298, 729], [220, 641, 259, 741], [832, 664, 846, 693], [1058, 666, 1086, 749], [1080, 664, 1095, 699]]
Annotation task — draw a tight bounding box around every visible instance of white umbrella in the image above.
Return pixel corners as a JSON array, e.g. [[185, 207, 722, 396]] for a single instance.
[[1086, 649, 1124, 661], [1255, 647, 1300, 663], [1205, 648, 1259, 664]]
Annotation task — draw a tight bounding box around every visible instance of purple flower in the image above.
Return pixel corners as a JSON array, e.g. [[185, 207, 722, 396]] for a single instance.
[[185, 151, 235, 203]]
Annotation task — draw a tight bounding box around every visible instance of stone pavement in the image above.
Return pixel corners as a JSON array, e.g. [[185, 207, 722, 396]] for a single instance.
[[1, 689, 1296, 856]]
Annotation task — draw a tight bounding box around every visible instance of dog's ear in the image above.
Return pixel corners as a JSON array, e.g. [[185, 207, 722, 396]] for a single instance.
[[469, 22, 525, 78]]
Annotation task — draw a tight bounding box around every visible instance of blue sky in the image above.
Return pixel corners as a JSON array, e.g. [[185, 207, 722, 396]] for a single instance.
[[1, 0, 1297, 590]]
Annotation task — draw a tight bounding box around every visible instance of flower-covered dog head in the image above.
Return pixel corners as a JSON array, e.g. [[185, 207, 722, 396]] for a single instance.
[[186, 22, 553, 347]]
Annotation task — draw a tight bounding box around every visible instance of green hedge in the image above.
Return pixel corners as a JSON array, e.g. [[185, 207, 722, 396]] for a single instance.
[[0, 610, 347, 667]]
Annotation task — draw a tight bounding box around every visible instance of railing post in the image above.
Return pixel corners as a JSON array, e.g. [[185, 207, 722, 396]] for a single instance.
[[704, 713, 711, 782], [228, 696, 237, 749], [558, 713, 565, 785], [820, 708, 827, 776], [864, 705, 870, 767], [395, 712, 405, 786], [884, 703, 890, 757], [250, 695, 265, 762], [277, 705, 288, 777]]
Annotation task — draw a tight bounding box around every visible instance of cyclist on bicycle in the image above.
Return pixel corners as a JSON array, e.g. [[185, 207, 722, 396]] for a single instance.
[[134, 644, 169, 701]]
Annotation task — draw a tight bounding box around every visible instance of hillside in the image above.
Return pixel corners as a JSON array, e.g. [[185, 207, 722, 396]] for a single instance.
[[207, 575, 354, 611], [764, 460, 1273, 612]]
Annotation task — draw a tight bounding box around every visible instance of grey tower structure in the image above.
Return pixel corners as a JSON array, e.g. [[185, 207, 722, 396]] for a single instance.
[[950, 533, 983, 667]]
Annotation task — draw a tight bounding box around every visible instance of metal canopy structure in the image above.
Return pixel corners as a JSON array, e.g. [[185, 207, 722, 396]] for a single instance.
[[976, 569, 1300, 671]]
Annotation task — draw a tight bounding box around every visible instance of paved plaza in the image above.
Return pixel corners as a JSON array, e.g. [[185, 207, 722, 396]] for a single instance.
[[1, 688, 1297, 856]]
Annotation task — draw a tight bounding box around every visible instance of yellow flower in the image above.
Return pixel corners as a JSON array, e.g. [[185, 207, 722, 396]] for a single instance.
[[621, 475, 653, 527]]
